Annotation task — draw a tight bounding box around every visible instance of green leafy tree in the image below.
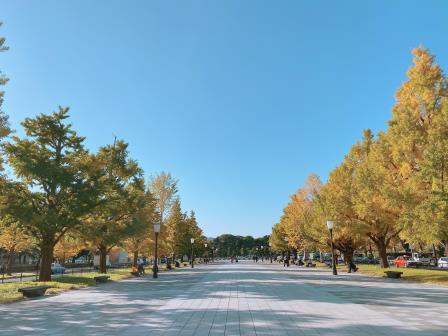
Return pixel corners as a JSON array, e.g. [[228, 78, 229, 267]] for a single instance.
[[122, 189, 156, 267], [0, 22, 11, 141], [165, 199, 188, 261], [80, 140, 145, 273], [3, 108, 101, 280], [188, 211, 207, 257]]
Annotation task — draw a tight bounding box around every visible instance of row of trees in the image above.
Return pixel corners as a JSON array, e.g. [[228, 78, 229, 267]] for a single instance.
[[271, 46, 448, 268], [0, 24, 206, 280], [212, 234, 270, 257]]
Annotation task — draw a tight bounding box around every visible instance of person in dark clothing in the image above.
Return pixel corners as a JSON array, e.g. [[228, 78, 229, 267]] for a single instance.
[[348, 261, 358, 273], [137, 263, 145, 276]]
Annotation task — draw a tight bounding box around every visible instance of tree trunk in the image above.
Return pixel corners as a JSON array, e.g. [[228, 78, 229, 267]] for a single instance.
[[319, 250, 323, 263], [444, 240, 448, 257], [99, 245, 108, 274], [373, 237, 389, 268], [345, 249, 354, 273], [133, 251, 138, 268], [6, 250, 14, 275], [40, 242, 55, 281]]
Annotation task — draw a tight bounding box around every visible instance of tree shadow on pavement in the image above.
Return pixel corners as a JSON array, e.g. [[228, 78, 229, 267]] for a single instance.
[[0, 262, 447, 335]]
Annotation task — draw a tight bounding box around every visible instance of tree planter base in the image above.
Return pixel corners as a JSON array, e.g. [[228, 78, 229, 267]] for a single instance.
[[94, 275, 110, 283], [384, 271, 403, 279], [18, 286, 52, 298]]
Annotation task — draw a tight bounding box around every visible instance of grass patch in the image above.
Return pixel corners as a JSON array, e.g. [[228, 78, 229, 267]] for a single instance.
[[0, 268, 132, 304], [0, 272, 35, 280], [315, 261, 328, 268], [353, 264, 448, 286], [313, 262, 448, 286], [0, 272, 36, 281]]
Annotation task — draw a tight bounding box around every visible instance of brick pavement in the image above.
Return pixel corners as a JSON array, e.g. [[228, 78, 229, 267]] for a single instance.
[[1, 261, 448, 335]]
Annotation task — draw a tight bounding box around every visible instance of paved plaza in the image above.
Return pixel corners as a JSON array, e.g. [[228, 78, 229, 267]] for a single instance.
[[1, 261, 448, 336]]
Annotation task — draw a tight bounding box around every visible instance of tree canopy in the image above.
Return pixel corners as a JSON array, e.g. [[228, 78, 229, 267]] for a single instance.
[[272, 46, 448, 268]]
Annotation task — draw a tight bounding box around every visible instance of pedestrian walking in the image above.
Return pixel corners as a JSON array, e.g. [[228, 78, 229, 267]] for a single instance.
[[348, 260, 358, 273], [137, 263, 145, 276]]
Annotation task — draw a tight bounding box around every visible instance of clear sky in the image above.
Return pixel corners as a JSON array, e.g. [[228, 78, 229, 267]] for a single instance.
[[1, 1, 448, 237]]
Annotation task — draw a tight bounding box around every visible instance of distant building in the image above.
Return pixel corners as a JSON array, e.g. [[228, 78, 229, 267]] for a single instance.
[[109, 247, 129, 265]]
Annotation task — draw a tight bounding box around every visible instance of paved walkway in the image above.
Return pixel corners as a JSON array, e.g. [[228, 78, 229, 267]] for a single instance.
[[1, 261, 448, 336]]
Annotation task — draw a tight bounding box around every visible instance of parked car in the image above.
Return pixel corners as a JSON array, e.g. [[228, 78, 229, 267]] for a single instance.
[[51, 262, 66, 274], [387, 255, 395, 266], [438, 257, 448, 268], [411, 253, 431, 265], [354, 256, 378, 264], [137, 257, 148, 265], [74, 257, 87, 264], [393, 255, 411, 268], [429, 258, 438, 267]]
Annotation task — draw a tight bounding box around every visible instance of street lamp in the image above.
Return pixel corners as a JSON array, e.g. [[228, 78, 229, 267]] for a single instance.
[[190, 238, 195, 268], [269, 242, 273, 263], [153, 223, 161, 278], [261, 245, 264, 262], [204, 243, 208, 264], [326, 220, 338, 275]]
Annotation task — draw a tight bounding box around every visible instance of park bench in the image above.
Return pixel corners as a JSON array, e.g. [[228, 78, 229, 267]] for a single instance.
[[384, 271, 403, 279], [18, 286, 52, 298], [93, 275, 110, 283]]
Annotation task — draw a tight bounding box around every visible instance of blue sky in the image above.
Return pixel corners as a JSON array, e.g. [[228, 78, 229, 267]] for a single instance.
[[1, 1, 448, 237]]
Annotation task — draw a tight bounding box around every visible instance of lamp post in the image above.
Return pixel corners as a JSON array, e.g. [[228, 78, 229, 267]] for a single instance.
[[284, 237, 290, 267], [261, 245, 264, 262], [269, 242, 273, 263], [153, 223, 161, 278], [190, 238, 195, 268], [204, 243, 208, 264], [326, 220, 338, 275]]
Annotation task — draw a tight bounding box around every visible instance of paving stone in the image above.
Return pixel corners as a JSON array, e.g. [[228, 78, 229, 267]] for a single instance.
[[1, 262, 448, 335]]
